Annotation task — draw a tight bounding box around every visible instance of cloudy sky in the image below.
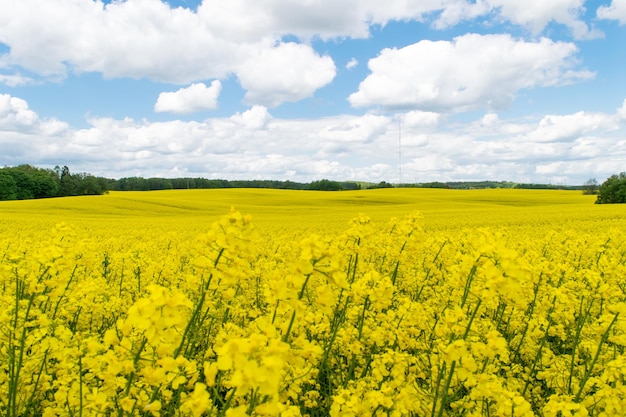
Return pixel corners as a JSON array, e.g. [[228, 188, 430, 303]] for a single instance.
[[1, 0, 626, 184]]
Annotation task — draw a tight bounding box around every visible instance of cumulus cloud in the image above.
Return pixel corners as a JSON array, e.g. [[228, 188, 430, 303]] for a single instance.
[[0, 94, 37, 130], [597, 0, 626, 24], [0, 93, 68, 135], [431, 0, 491, 29], [401, 111, 441, 129], [230, 106, 273, 130], [0, 0, 599, 95], [346, 58, 359, 70], [0, 94, 69, 163], [237, 42, 336, 107], [487, 0, 602, 39], [0, 0, 336, 106], [0, 72, 36, 87], [154, 81, 222, 114], [516, 111, 618, 143], [3, 93, 626, 185], [349, 34, 594, 112]]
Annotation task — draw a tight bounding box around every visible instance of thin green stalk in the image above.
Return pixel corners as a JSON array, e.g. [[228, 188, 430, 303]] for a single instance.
[[78, 355, 83, 417], [437, 361, 457, 417], [461, 263, 479, 308], [174, 273, 214, 358], [512, 273, 544, 362], [9, 292, 36, 417], [271, 300, 280, 324], [24, 349, 49, 413], [8, 266, 48, 417], [432, 360, 457, 417], [348, 253, 359, 284], [216, 389, 236, 417], [356, 296, 370, 340], [283, 271, 314, 342], [568, 297, 593, 395], [318, 296, 351, 386], [391, 261, 400, 285], [522, 319, 553, 396], [119, 336, 149, 417], [574, 312, 620, 402], [462, 299, 482, 340], [431, 361, 446, 417], [282, 311, 297, 343], [297, 273, 312, 300], [51, 264, 78, 320], [434, 241, 448, 263]]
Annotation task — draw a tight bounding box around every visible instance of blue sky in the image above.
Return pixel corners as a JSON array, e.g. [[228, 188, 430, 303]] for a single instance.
[[1, 0, 626, 184]]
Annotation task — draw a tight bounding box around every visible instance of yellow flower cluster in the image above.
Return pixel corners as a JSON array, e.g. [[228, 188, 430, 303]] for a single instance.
[[2, 200, 626, 416]]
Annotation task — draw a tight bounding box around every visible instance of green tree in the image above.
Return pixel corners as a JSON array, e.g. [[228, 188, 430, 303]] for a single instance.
[[596, 173, 626, 204], [30, 169, 59, 198], [8, 169, 35, 199], [308, 179, 342, 191], [59, 165, 82, 196], [0, 170, 18, 200]]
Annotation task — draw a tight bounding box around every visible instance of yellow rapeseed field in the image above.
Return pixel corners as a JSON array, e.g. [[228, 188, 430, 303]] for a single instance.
[[1, 188, 626, 416]]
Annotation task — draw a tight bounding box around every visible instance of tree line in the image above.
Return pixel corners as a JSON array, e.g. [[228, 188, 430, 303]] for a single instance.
[[0, 165, 373, 201], [0, 165, 108, 201], [2, 165, 625, 203], [110, 177, 366, 191]]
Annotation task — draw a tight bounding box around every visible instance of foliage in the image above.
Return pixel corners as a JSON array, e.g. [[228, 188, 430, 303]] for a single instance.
[[2, 190, 626, 416], [0, 170, 18, 200], [366, 181, 394, 189], [0, 165, 108, 201], [308, 179, 344, 191], [596, 172, 626, 204], [111, 177, 362, 192]]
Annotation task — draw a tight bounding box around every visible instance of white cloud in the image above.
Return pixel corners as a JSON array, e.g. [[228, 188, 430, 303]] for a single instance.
[[402, 111, 441, 129], [0, 0, 336, 106], [432, 0, 492, 29], [0, 94, 68, 135], [517, 111, 618, 143], [236, 42, 336, 107], [0, 94, 38, 130], [0, 0, 244, 82], [319, 113, 389, 146], [230, 106, 273, 130], [487, 0, 602, 39], [0, 72, 36, 87], [3, 94, 626, 185], [197, 0, 372, 41], [194, 0, 597, 40], [154, 81, 222, 114], [0, 0, 599, 89], [0, 94, 69, 163], [346, 58, 359, 70], [598, 0, 626, 24], [349, 34, 594, 112]]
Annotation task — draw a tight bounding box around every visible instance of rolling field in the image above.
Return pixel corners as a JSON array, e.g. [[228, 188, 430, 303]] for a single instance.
[[0, 187, 619, 232], [1, 188, 626, 416]]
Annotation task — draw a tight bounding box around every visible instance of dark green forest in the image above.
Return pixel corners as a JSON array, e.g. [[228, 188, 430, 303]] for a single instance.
[[0, 165, 108, 200]]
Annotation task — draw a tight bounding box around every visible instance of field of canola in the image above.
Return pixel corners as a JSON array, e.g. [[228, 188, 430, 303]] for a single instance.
[[1, 188, 626, 416]]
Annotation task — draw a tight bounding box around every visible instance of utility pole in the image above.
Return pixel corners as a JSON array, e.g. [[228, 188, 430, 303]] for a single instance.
[[398, 118, 402, 186]]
